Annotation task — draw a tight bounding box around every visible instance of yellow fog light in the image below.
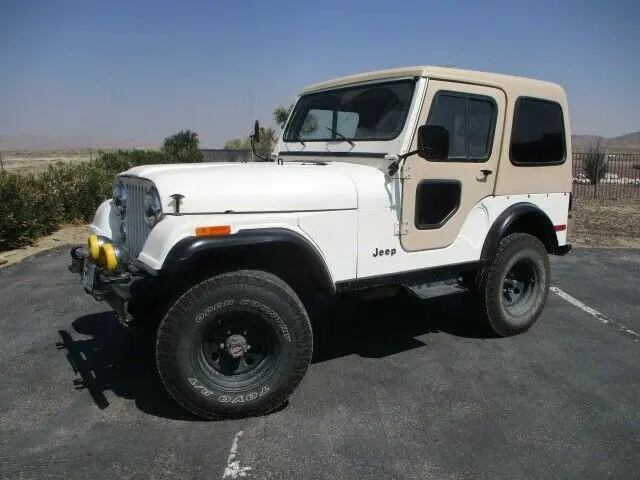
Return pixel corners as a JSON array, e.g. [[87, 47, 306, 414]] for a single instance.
[[99, 243, 118, 273], [88, 234, 100, 261]]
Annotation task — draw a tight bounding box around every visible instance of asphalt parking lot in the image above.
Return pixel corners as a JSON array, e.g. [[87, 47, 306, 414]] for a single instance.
[[1, 246, 639, 479]]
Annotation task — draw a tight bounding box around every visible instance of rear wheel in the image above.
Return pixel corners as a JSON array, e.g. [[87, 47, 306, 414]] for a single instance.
[[476, 233, 550, 337], [156, 270, 313, 420]]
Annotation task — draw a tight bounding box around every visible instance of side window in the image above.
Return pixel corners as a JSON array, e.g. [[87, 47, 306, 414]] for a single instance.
[[427, 92, 496, 161], [510, 98, 566, 165]]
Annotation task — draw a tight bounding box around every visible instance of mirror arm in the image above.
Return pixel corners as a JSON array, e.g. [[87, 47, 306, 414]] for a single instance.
[[386, 149, 421, 176], [250, 134, 272, 162]]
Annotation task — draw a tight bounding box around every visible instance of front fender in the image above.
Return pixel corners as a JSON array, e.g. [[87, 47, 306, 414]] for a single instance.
[[89, 199, 118, 240], [135, 215, 335, 291], [161, 228, 335, 294]]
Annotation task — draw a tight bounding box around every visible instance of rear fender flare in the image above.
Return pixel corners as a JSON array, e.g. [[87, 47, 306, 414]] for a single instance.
[[481, 202, 557, 260]]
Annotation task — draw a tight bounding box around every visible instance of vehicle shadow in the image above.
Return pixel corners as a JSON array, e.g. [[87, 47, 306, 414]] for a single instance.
[[57, 312, 200, 421], [309, 291, 494, 363], [57, 291, 492, 420]]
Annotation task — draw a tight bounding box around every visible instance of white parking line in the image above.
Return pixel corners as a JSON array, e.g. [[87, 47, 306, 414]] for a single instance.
[[550, 286, 640, 342], [223, 430, 252, 478]]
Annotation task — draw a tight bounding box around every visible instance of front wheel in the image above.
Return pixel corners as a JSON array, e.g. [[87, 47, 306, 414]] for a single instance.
[[156, 270, 313, 420], [476, 233, 550, 337]]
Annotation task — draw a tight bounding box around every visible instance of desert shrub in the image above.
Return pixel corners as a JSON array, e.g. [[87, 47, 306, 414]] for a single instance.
[[0, 172, 61, 249], [162, 130, 203, 163], [0, 149, 175, 251], [583, 139, 608, 184]]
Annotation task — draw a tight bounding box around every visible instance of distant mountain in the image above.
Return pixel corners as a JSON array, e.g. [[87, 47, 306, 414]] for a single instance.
[[572, 131, 640, 152], [0, 134, 158, 151]]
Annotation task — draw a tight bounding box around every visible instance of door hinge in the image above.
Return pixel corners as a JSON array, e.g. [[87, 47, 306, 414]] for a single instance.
[[399, 164, 411, 179], [394, 221, 409, 236]]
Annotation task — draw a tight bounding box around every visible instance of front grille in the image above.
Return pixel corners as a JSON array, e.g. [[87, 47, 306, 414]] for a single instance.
[[120, 177, 152, 259]]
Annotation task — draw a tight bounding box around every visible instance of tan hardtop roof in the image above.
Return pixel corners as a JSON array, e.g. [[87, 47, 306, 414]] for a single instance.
[[300, 65, 565, 100]]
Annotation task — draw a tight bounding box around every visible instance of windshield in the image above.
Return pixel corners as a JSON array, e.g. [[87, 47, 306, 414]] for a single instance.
[[284, 79, 416, 143]]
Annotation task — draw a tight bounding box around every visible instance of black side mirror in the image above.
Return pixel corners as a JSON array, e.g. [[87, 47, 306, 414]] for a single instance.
[[417, 124, 449, 160], [253, 120, 260, 142]]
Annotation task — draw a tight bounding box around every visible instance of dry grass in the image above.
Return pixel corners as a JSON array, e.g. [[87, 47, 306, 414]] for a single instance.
[[569, 198, 640, 248], [1, 150, 96, 174]]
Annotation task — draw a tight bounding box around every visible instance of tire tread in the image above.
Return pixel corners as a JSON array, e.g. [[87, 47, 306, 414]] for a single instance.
[[156, 269, 312, 420]]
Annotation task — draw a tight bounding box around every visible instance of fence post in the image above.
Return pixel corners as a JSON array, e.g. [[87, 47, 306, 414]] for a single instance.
[[593, 154, 599, 199]]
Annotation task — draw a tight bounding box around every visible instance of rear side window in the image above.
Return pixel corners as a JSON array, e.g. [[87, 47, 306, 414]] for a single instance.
[[510, 98, 566, 165]]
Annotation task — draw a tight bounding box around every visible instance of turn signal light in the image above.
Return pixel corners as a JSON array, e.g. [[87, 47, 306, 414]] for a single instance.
[[195, 225, 231, 237]]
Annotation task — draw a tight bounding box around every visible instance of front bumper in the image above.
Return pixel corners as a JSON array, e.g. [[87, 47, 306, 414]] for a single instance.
[[69, 246, 143, 322]]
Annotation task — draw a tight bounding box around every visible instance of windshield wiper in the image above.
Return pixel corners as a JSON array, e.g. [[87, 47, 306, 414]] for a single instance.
[[325, 126, 355, 146]]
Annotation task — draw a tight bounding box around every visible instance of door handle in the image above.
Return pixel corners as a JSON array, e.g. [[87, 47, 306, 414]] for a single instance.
[[480, 169, 493, 176]]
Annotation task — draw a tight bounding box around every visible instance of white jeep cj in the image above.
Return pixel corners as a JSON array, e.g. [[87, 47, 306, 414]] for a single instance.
[[69, 66, 572, 419]]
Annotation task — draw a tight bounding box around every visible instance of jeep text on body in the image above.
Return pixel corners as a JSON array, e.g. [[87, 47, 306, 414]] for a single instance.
[[69, 66, 572, 419]]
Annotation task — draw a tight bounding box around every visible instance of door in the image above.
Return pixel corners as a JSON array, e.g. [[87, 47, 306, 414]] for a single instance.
[[400, 80, 506, 252]]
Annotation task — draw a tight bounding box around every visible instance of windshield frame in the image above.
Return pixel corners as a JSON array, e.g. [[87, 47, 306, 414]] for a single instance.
[[283, 78, 418, 144]]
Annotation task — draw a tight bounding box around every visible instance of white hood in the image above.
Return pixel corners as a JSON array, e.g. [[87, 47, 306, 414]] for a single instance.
[[119, 161, 390, 214]]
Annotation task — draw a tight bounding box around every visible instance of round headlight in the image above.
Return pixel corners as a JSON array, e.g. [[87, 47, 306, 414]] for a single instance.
[[144, 187, 163, 227], [113, 181, 127, 216]]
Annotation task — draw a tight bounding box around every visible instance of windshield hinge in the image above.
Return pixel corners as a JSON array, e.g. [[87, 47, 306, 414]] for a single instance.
[[394, 220, 408, 236]]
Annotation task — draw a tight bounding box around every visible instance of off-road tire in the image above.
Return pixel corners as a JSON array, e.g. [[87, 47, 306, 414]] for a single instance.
[[156, 270, 313, 420], [475, 233, 550, 337]]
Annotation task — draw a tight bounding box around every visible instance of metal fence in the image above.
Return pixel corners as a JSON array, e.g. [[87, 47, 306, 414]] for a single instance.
[[199, 149, 253, 163], [572, 152, 640, 200], [197, 149, 640, 200]]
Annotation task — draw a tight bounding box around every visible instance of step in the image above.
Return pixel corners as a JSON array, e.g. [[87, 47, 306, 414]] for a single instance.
[[403, 278, 468, 300]]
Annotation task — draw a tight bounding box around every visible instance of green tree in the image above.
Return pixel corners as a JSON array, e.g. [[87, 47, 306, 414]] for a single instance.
[[583, 138, 608, 184], [224, 126, 277, 159], [255, 126, 277, 158], [224, 138, 252, 150], [273, 104, 293, 129], [162, 129, 203, 163]]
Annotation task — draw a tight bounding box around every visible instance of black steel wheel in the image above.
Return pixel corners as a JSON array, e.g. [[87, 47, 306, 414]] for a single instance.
[[476, 233, 550, 337], [156, 270, 313, 420], [501, 258, 541, 317], [198, 311, 279, 382]]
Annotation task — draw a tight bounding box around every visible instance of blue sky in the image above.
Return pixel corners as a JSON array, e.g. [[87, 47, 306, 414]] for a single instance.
[[1, 0, 638, 147]]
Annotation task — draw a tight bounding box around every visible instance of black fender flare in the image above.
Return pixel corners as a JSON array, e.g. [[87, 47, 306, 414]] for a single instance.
[[481, 202, 557, 260], [161, 228, 336, 294]]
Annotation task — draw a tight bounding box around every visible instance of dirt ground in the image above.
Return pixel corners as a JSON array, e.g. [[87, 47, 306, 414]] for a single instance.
[[0, 224, 89, 267], [568, 198, 640, 248]]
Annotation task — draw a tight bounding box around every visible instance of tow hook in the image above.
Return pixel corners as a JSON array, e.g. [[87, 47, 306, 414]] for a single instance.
[[68, 246, 86, 273]]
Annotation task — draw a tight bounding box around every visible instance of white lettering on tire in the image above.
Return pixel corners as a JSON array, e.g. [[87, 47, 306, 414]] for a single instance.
[[195, 299, 235, 324], [217, 386, 270, 403], [239, 298, 291, 341], [188, 377, 214, 396]]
